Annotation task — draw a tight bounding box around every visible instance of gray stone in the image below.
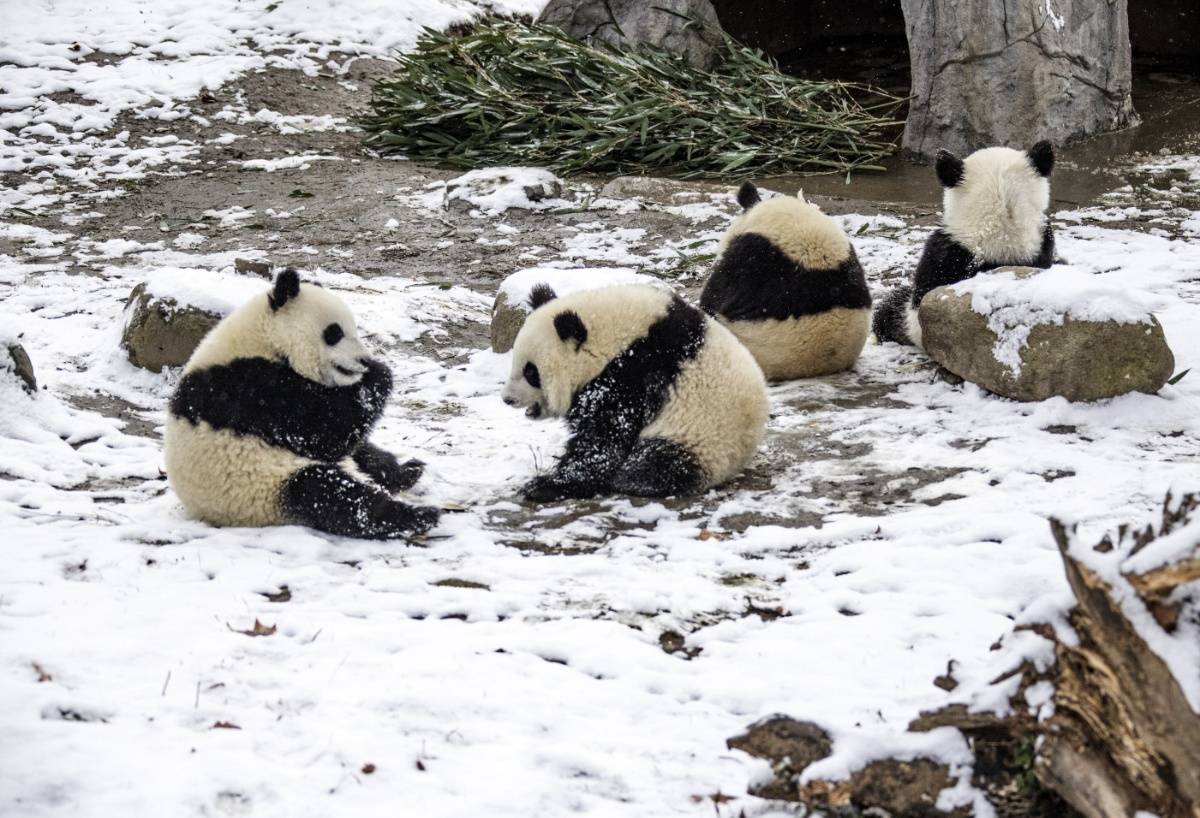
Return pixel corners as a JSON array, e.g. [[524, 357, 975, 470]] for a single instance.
[[491, 289, 528, 354], [121, 283, 222, 371], [900, 0, 1137, 158], [5, 343, 36, 393], [444, 168, 564, 213], [919, 269, 1175, 402], [234, 257, 273, 278], [538, 0, 723, 70], [599, 175, 730, 206]]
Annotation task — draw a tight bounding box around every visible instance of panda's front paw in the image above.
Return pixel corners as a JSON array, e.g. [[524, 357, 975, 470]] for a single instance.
[[392, 458, 425, 491], [392, 503, 440, 535], [522, 474, 594, 503]]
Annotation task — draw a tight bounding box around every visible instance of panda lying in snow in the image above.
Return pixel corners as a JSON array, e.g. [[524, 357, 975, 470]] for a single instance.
[[165, 269, 439, 539], [873, 141, 1057, 348], [701, 182, 873, 381], [502, 284, 769, 502]]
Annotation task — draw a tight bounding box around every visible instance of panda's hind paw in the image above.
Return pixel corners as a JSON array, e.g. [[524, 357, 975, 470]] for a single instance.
[[522, 474, 595, 503]]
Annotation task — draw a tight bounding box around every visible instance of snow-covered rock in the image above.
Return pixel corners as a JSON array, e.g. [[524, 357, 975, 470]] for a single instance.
[[920, 266, 1176, 402], [445, 168, 566, 214], [3, 343, 36, 393], [491, 266, 667, 352]]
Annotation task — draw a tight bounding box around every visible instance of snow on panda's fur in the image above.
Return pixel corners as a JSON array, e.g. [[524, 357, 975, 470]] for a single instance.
[[164, 269, 439, 539], [501, 284, 768, 501], [700, 182, 872, 380], [873, 141, 1056, 348]]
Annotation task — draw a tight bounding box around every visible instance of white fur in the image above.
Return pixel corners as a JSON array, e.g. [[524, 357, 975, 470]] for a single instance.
[[503, 285, 768, 488], [166, 281, 371, 527], [943, 147, 1049, 264], [187, 282, 369, 388], [904, 304, 923, 350], [718, 191, 849, 270]]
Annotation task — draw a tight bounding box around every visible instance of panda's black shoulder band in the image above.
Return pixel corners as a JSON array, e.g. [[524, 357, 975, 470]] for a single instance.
[[170, 356, 392, 461]]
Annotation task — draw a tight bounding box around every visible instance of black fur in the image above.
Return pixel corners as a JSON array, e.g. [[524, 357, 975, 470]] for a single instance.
[[323, 322, 344, 346], [700, 233, 871, 322], [269, 268, 300, 311], [553, 310, 588, 349], [352, 442, 424, 493], [171, 357, 392, 461], [737, 181, 761, 210], [1028, 140, 1055, 178], [871, 284, 915, 345], [936, 149, 965, 188], [610, 437, 705, 497], [528, 283, 557, 310], [872, 224, 1056, 344], [281, 464, 438, 539], [523, 296, 707, 502]]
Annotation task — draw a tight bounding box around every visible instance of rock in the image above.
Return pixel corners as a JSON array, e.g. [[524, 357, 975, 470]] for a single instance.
[[234, 257, 273, 278], [5, 343, 37, 392], [727, 716, 832, 800], [121, 283, 222, 371], [491, 267, 668, 353], [599, 175, 731, 206], [444, 168, 564, 214], [900, 0, 1136, 158], [538, 0, 723, 70], [919, 266, 1175, 402]]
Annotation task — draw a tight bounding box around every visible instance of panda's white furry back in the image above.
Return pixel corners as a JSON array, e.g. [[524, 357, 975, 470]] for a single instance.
[[700, 183, 872, 381], [501, 284, 768, 502], [873, 142, 1056, 348], [165, 269, 437, 539]]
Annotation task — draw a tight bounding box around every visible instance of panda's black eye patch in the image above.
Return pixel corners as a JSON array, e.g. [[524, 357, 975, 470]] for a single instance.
[[323, 323, 345, 346], [523, 361, 541, 388]]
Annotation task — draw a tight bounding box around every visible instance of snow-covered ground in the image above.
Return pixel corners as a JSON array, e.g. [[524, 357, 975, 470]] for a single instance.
[[2, 3, 1200, 817]]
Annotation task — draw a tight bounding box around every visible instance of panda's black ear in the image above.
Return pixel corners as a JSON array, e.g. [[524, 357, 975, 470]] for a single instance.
[[935, 149, 964, 188], [736, 181, 761, 210], [1028, 140, 1054, 178], [553, 310, 587, 350], [528, 283, 557, 311], [269, 268, 300, 311]]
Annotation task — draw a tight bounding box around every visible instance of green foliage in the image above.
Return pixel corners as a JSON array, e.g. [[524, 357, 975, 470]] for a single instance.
[[362, 17, 903, 179]]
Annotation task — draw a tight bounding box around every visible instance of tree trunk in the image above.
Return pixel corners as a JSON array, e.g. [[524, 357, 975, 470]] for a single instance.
[[899, 0, 1137, 157]]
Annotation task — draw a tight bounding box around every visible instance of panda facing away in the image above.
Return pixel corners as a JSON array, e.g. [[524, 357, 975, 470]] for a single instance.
[[700, 183, 873, 381], [165, 269, 439, 539], [501, 284, 769, 502], [873, 141, 1056, 348]]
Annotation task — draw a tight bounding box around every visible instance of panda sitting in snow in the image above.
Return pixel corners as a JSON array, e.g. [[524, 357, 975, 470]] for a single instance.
[[165, 269, 439, 539], [502, 283, 769, 502], [873, 141, 1057, 348]]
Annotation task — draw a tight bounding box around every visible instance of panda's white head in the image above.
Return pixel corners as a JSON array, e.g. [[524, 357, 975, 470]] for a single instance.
[[501, 284, 673, 420], [717, 182, 850, 270], [187, 269, 372, 387], [937, 141, 1053, 261]]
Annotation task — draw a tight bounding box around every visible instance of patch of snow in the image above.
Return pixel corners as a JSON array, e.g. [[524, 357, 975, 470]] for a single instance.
[[497, 267, 666, 310], [237, 154, 341, 172], [951, 265, 1158, 375], [444, 167, 567, 214]]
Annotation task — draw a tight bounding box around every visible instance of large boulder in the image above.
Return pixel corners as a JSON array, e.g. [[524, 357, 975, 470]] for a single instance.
[[899, 0, 1136, 158], [121, 283, 223, 372], [538, 0, 723, 70], [919, 266, 1175, 402], [492, 267, 668, 353]]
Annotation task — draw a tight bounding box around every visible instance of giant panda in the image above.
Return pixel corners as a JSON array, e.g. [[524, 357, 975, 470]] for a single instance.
[[501, 283, 769, 502], [873, 141, 1056, 348], [700, 182, 872, 380], [165, 269, 439, 539]]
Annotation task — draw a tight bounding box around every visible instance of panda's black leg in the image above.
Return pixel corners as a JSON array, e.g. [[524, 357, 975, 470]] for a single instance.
[[351, 441, 424, 492], [611, 438, 706, 498], [871, 285, 915, 345], [281, 464, 439, 540]]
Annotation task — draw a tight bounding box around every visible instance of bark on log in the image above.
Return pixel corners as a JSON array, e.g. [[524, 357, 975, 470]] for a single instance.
[[899, 0, 1137, 158], [1043, 496, 1200, 818]]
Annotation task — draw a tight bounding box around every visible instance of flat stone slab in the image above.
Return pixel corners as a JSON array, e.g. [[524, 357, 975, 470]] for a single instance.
[[920, 266, 1175, 402]]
